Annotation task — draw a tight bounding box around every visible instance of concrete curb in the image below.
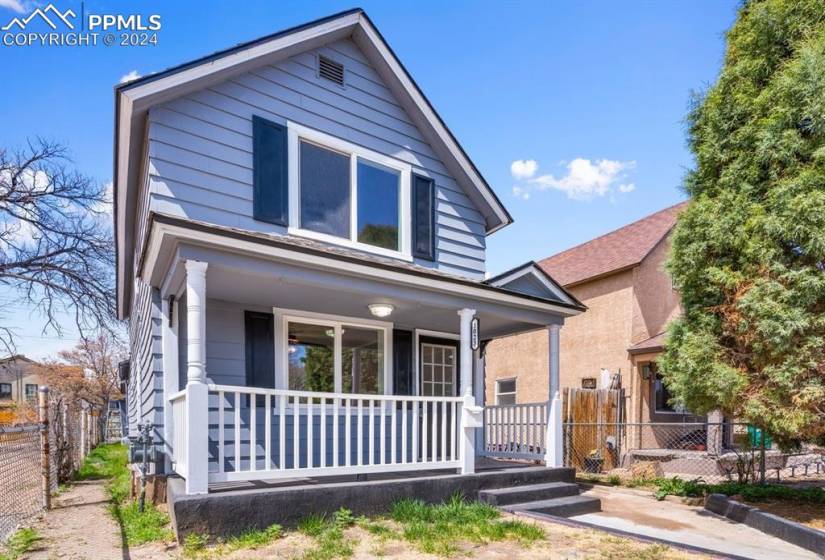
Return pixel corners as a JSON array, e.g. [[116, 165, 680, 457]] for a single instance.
[[704, 493, 825, 557]]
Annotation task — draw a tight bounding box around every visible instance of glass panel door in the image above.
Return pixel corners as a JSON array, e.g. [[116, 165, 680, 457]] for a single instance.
[[420, 343, 456, 397]]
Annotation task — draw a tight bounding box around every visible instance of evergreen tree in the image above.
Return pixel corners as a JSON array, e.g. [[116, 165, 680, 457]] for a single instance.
[[660, 0, 825, 445]]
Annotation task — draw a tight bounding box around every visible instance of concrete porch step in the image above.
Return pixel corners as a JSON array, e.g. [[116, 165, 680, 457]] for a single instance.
[[479, 482, 580, 506], [503, 494, 602, 518]]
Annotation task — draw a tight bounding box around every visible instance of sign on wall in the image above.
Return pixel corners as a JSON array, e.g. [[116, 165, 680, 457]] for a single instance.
[[581, 377, 597, 389]]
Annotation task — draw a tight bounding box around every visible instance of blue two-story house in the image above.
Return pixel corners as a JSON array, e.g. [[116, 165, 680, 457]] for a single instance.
[[115, 9, 584, 507]]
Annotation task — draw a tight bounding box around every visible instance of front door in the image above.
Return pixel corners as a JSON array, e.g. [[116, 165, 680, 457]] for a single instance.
[[419, 338, 458, 461], [419, 340, 458, 397]]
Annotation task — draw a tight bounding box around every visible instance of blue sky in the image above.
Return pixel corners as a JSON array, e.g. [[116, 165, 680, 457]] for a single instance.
[[0, 0, 738, 358]]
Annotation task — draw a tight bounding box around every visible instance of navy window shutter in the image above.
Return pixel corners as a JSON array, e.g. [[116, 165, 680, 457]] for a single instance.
[[392, 329, 413, 395], [252, 116, 288, 225], [244, 311, 275, 389], [412, 174, 435, 260]]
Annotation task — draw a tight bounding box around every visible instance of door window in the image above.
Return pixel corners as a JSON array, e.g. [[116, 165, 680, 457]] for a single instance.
[[420, 343, 456, 397]]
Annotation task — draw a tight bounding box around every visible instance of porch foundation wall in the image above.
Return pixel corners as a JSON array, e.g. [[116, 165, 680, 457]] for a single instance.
[[167, 466, 575, 540]]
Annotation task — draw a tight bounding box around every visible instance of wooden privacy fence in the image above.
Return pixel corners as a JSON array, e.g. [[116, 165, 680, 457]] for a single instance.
[[562, 388, 624, 471]]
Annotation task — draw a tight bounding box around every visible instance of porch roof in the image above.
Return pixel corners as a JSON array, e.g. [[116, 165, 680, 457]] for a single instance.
[[145, 214, 583, 338]]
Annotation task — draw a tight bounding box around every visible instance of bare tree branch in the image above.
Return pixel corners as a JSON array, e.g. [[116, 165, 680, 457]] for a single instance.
[[0, 138, 118, 348]]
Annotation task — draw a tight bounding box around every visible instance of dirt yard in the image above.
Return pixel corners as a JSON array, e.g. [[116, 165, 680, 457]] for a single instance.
[[184, 521, 708, 559], [13, 479, 710, 560]]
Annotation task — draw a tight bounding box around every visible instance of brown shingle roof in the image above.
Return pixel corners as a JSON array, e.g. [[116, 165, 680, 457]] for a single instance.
[[538, 201, 688, 287], [628, 332, 667, 355]]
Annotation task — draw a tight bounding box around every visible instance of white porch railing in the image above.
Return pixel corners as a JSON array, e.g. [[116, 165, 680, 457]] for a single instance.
[[169, 390, 188, 479], [482, 401, 547, 461], [204, 385, 464, 483]]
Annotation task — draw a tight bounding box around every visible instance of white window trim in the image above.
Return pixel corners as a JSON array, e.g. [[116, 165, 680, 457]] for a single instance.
[[286, 121, 412, 261], [495, 377, 517, 405], [273, 307, 393, 395], [413, 329, 459, 397]]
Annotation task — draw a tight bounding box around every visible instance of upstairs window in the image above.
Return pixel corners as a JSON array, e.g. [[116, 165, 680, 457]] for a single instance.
[[299, 142, 351, 239], [288, 123, 411, 258], [357, 160, 399, 250]]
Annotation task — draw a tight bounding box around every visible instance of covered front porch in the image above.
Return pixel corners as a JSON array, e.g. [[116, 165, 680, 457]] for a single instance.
[[145, 219, 579, 495]]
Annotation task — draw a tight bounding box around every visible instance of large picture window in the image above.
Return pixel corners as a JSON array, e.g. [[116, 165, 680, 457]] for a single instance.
[[281, 312, 390, 395], [288, 122, 410, 258], [288, 322, 335, 392]]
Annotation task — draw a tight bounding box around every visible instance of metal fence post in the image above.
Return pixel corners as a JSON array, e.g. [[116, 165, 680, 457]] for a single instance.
[[759, 429, 767, 485], [38, 386, 51, 510]]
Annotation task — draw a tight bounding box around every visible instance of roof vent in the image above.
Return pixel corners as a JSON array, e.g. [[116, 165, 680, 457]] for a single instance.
[[318, 55, 344, 86]]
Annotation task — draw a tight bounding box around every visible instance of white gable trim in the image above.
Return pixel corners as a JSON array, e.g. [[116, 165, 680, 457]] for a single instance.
[[487, 263, 578, 306]]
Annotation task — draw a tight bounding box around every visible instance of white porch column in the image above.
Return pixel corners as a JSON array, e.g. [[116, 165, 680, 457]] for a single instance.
[[458, 308, 476, 474], [544, 324, 563, 467], [184, 260, 209, 495]]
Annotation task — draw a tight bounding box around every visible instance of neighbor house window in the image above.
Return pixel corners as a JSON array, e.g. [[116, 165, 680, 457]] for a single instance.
[[496, 378, 516, 405], [25, 384, 37, 403], [647, 364, 686, 413], [0, 383, 11, 400], [284, 315, 388, 395], [288, 123, 410, 257]]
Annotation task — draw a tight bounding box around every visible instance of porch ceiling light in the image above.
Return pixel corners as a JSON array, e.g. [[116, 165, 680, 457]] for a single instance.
[[368, 303, 394, 318]]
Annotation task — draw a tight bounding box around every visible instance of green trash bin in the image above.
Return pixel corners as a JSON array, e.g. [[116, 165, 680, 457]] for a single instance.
[[747, 425, 772, 448]]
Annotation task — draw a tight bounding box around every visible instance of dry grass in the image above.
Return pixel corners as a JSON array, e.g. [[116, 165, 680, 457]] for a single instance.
[[173, 514, 709, 559], [744, 499, 825, 531]]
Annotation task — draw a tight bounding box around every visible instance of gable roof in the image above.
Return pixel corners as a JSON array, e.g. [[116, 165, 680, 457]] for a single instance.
[[538, 201, 688, 287], [114, 9, 513, 318], [485, 261, 585, 310]]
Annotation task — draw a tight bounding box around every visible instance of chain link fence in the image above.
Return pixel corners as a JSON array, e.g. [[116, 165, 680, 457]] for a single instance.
[[564, 422, 825, 484], [0, 425, 43, 542], [0, 395, 102, 543]]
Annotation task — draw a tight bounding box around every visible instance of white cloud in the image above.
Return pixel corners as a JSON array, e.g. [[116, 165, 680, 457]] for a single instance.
[[510, 157, 636, 201], [510, 159, 538, 180], [0, 0, 26, 14], [512, 186, 530, 200], [119, 70, 141, 84]]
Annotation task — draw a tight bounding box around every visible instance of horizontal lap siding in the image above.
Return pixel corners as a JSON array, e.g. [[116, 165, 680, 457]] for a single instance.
[[145, 38, 486, 278], [128, 278, 165, 466]]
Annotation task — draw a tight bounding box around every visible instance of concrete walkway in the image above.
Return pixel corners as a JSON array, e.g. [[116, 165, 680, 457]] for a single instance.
[[571, 485, 819, 560]]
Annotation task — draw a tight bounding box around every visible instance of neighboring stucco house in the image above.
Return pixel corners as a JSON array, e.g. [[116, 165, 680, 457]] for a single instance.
[[485, 202, 693, 424], [0, 355, 44, 408], [115, 9, 584, 498]]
